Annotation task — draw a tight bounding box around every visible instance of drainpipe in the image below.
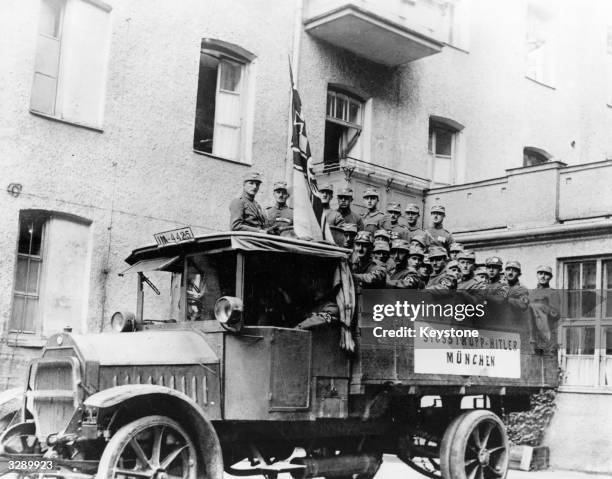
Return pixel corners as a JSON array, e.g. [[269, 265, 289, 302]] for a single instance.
[[286, 0, 304, 189]]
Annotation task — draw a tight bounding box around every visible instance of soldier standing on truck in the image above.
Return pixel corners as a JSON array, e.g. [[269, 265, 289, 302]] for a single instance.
[[529, 265, 560, 350], [404, 203, 425, 242], [351, 231, 386, 288], [426, 246, 454, 288], [449, 242, 464, 261], [386, 242, 423, 289], [342, 223, 358, 249], [505, 261, 530, 314], [457, 250, 486, 291], [266, 181, 293, 232], [425, 205, 454, 253], [319, 184, 345, 228], [229, 171, 270, 233], [382, 202, 409, 240], [336, 187, 364, 231], [484, 256, 509, 302], [361, 188, 387, 234]]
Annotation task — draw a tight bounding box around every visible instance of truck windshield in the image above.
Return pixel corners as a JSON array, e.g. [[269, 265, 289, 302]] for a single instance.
[[185, 252, 236, 321]]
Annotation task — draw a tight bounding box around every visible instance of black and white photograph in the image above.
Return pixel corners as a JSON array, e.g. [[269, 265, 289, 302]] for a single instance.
[[1, 1, 611, 478]]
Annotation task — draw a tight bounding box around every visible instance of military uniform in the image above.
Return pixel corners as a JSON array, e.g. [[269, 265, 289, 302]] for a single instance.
[[229, 197, 267, 232], [352, 260, 387, 288], [324, 207, 345, 228], [426, 271, 457, 290], [405, 225, 425, 242], [387, 266, 423, 289], [266, 204, 293, 229], [362, 210, 386, 234], [425, 225, 454, 252]]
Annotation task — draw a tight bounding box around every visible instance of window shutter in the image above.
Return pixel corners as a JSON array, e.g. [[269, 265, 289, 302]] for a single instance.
[[213, 59, 243, 159], [57, 0, 111, 127]]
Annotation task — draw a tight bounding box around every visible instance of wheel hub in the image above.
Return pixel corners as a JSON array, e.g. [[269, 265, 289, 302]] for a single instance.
[[154, 470, 167, 479], [477, 449, 490, 466]]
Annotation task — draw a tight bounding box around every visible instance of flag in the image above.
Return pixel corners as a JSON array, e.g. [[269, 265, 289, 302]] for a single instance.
[[290, 67, 333, 242]]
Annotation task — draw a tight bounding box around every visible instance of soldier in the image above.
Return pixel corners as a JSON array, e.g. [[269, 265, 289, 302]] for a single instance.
[[351, 231, 386, 288], [372, 240, 391, 266], [342, 223, 358, 249], [426, 246, 451, 287], [266, 181, 293, 233], [337, 188, 364, 231], [382, 202, 409, 240], [387, 241, 423, 288], [474, 266, 489, 282], [530, 265, 560, 350], [482, 256, 508, 305], [229, 171, 269, 232], [410, 232, 427, 253], [505, 261, 530, 315], [319, 184, 345, 228], [404, 203, 425, 242], [361, 188, 386, 234], [457, 250, 486, 291], [449, 242, 463, 261], [418, 254, 433, 285], [425, 205, 454, 253]]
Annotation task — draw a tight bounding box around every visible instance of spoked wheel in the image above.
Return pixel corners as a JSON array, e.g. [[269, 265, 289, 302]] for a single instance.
[[397, 430, 442, 478], [97, 415, 198, 479], [0, 421, 41, 455], [447, 410, 509, 479]]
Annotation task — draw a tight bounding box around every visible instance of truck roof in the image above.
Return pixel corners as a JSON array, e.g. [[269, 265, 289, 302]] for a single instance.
[[125, 231, 350, 265]]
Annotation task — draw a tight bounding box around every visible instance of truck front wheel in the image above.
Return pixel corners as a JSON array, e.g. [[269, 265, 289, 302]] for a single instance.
[[97, 415, 198, 479]]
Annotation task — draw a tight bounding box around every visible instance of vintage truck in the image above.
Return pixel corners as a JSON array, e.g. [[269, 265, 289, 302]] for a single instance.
[[0, 231, 558, 479]]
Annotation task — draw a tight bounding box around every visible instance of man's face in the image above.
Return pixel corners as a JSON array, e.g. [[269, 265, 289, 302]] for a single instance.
[[450, 251, 459, 261], [407, 255, 420, 269], [405, 211, 419, 226], [475, 272, 489, 282], [355, 243, 370, 260], [419, 265, 431, 277], [431, 212, 445, 226], [448, 266, 462, 280], [391, 250, 407, 265], [505, 267, 520, 283], [431, 257, 447, 274], [487, 265, 502, 281], [338, 196, 352, 209], [373, 251, 389, 263], [389, 211, 401, 223], [320, 191, 333, 205], [243, 180, 260, 196], [458, 259, 474, 277], [273, 189, 288, 206], [344, 233, 356, 249], [537, 272, 552, 286], [364, 196, 378, 210]]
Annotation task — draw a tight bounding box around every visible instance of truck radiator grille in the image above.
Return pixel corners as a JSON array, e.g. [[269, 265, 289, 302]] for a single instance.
[[27, 357, 80, 443]]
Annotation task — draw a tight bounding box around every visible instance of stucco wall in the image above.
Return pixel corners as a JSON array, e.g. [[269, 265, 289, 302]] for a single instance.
[[0, 0, 296, 387]]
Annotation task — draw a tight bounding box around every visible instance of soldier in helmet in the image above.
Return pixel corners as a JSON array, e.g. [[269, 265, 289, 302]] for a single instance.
[[474, 266, 489, 282], [426, 246, 454, 288], [457, 250, 486, 291], [418, 255, 433, 285], [485, 256, 509, 303], [342, 223, 358, 249], [266, 181, 293, 233], [530, 265, 560, 350], [337, 187, 364, 231], [382, 202, 409, 240], [505, 261, 530, 314], [410, 232, 427, 253], [374, 229, 391, 245], [387, 241, 423, 288], [229, 171, 270, 232], [449, 242, 463, 261], [351, 231, 386, 288], [372, 240, 391, 266], [404, 203, 425, 242], [361, 188, 386, 234], [425, 205, 454, 254]]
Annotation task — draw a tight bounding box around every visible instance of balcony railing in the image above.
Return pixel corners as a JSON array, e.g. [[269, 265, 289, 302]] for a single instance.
[[303, 0, 447, 66]]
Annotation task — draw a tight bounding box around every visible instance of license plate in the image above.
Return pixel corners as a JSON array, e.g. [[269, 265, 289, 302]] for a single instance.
[[154, 227, 195, 246]]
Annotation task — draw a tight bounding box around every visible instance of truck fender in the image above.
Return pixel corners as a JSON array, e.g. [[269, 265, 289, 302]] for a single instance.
[[84, 384, 223, 479]]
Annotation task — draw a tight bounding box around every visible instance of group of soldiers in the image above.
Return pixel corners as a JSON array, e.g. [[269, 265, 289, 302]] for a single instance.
[[228, 172, 557, 315]]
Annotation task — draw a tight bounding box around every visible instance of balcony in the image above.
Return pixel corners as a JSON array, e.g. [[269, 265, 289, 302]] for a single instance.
[[303, 0, 447, 66]]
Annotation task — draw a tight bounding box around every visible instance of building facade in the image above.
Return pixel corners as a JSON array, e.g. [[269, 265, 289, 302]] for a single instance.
[[1, 0, 612, 472]]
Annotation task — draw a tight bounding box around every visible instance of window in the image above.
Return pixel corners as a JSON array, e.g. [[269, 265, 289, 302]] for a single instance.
[[561, 258, 612, 388], [323, 88, 364, 166], [31, 0, 112, 129], [428, 117, 463, 186], [525, 3, 555, 86], [523, 146, 551, 166], [193, 39, 255, 163], [10, 211, 91, 341]]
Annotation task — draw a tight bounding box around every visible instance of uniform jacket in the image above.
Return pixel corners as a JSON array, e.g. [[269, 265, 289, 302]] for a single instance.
[[381, 218, 410, 240], [386, 265, 423, 289], [507, 281, 530, 313], [338, 208, 364, 230], [425, 225, 454, 252], [266, 204, 293, 228], [361, 210, 387, 234], [323, 207, 345, 227], [229, 194, 267, 232], [426, 271, 457, 290], [352, 258, 386, 288]]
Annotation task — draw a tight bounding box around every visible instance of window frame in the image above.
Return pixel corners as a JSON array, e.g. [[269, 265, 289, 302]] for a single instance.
[[193, 39, 256, 165], [428, 117, 464, 186], [323, 88, 365, 165]]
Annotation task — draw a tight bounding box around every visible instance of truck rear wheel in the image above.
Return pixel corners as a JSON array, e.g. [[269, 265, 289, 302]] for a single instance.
[[97, 415, 198, 479], [446, 410, 509, 479]]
